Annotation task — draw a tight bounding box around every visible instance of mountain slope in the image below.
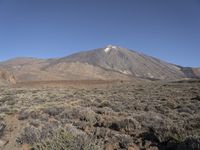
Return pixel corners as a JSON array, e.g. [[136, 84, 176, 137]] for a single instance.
[[179, 67, 200, 79], [191, 68, 200, 78], [0, 57, 131, 82], [0, 45, 199, 82], [0, 69, 16, 85]]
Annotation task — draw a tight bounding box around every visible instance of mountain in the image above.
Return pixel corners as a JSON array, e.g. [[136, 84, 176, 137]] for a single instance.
[[0, 45, 199, 83], [61, 45, 186, 80]]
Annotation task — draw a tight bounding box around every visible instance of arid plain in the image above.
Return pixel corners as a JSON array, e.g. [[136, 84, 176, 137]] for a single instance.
[[0, 79, 199, 150]]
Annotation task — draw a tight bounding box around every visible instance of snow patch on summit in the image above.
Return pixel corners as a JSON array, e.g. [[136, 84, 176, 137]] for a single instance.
[[104, 47, 111, 53], [104, 45, 117, 53]]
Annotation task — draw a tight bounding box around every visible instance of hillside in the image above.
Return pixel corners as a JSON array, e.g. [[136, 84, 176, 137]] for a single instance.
[[0, 69, 16, 85]]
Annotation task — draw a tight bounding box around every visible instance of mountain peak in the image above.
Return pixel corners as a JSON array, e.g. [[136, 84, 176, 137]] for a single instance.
[[104, 45, 118, 53]]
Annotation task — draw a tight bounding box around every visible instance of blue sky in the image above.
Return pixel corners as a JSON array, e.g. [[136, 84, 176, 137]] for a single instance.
[[0, 0, 200, 67]]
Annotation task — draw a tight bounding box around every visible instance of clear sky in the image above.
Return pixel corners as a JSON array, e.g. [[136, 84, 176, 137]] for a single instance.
[[0, 0, 200, 67]]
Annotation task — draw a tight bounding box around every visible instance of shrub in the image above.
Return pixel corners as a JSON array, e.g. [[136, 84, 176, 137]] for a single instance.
[[177, 136, 200, 150], [43, 107, 64, 116], [109, 118, 141, 132], [0, 122, 6, 138], [79, 108, 97, 124], [29, 129, 103, 150], [0, 95, 14, 103], [16, 123, 103, 150], [16, 127, 41, 144], [18, 110, 29, 120], [98, 101, 111, 108]]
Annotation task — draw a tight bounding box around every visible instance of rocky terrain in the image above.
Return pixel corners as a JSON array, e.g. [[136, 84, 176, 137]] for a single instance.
[[0, 79, 199, 150]]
